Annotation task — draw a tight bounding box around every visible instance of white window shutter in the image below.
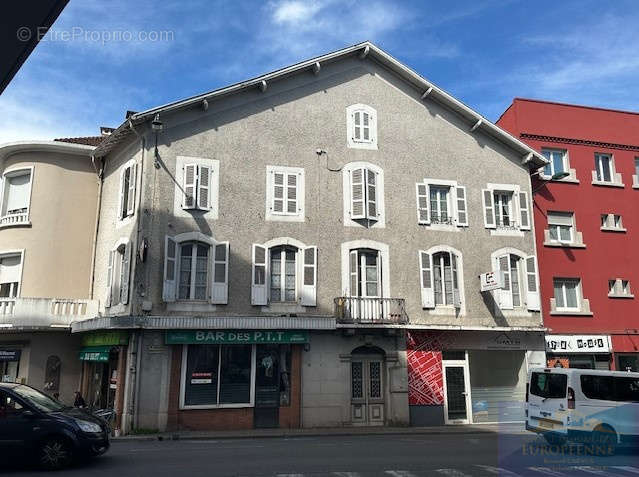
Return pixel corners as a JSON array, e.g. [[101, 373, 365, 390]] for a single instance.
[[163, 235, 177, 302], [519, 191, 531, 230], [287, 173, 298, 214], [251, 244, 268, 305], [198, 165, 211, 210], [416, 183, 430, 224], [419, 251, 435, 308], [126, 164, 136, 216], [121, 241, 131, 305], [352, 111, 361, 141], [211, 242, 229, 304], [525, 256, 540, 311], [272, 172, 284, 213], [366, 169, 378, 219], [497, 255, 513, 309], [105, 250, 114, 307], [482, 189, 496, 228], [301, 246, 317, 306], [183, 164, 197, 209], [349, 250, 359, 296], [451, 253, 461, 307], [119, 168, 127, 219], [456, 186, 468, 226], [350, 168, 366, 219]]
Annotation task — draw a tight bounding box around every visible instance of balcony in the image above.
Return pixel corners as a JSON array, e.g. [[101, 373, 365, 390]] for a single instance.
[[0, 298, 99, 329], [334, 297, 408, 324], [0, 210, 30, 228]]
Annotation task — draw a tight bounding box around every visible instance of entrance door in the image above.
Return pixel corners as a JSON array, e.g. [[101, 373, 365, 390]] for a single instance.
[[254, 345, 280, 428], [442, 362, 471, 424], [351, 358, 384, 426]]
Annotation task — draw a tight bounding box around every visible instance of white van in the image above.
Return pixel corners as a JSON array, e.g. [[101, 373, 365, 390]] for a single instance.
[[526, 367, 639, 448]]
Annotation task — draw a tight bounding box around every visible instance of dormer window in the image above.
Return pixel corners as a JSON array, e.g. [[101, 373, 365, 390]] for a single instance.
[[347, 104, 377, 150]]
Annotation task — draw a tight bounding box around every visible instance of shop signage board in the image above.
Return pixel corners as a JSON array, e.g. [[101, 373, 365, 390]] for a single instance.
[[0, 349, 21, 362], [545, 335, 611, 353], [78, 346, 112, 362], [480, 271, 504, 292], [81, 330, 129, 347], [166, 330, 309, 345]]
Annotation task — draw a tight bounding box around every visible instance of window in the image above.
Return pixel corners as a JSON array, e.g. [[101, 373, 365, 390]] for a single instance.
[[547, 212, 573, 243], [493, 251, 539, 311], [553, 278, 580, 311], [346, 104, 377, 149], [251, 239, 317, 306], [106, 241, 131, 307], [530, 372, 567, 399], [163, 233, 229, 305], [594, 153, 612, 183], [118, 161, 137, 220], [634, 158, 639, 188], [0, 168, 32, 226], [419, 248, 462, 309], [608, 278, 633, 298], [601, 213, 625, 232], [542, 149, 567, 177], [415, 180, 467, 227], [182, 344, 253, 408], [343, 163, 385, 227], [183, 164, 212, 211], [0, 254, 22, 298], [482, 185, 530, 233], [266, 166, 304, 222], [349, 249, 381, 298], [580, 375, 614, 401]]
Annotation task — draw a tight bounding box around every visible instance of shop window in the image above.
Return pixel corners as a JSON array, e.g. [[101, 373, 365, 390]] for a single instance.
[[183, 344, 253, 408]]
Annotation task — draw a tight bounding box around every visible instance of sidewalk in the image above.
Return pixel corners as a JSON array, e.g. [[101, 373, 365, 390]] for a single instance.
[[112, 422, 527, 442]]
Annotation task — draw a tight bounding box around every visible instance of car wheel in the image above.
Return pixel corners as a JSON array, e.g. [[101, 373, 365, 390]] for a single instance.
[[592, 426, 617, 456], [39, 437, 73, 470]]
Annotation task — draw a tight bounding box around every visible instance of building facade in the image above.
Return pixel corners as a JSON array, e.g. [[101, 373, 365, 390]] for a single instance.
[[0, 140, 99, 403], [72, 43, 548, 432], [498, 98, 639, 371]]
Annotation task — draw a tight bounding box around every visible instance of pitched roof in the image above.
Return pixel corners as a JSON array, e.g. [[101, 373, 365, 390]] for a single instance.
[[54, 136, 104, 147], [93, 41, 547, 167]]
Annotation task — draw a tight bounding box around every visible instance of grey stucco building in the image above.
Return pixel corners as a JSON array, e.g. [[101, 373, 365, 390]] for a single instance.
[[72, 42, 548, 432]]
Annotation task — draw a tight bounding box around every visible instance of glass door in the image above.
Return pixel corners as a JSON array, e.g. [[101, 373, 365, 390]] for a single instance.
[[442, 359, 471, 424]]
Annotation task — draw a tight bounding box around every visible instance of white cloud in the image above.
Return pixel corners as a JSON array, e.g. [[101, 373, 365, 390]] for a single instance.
[[272, 0, 324, 25]]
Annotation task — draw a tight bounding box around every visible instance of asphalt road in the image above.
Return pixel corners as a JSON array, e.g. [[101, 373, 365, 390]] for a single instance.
[[3, 432, 639, 476]]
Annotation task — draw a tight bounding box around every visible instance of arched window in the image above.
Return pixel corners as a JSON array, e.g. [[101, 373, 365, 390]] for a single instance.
[[106, 238, 131, 307], [419, 247, 463, 310], [491, 248, 539, 312], [346, 104, 377, 150]]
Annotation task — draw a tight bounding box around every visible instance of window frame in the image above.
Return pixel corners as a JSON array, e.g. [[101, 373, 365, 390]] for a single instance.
[[553, 278, 582, 312], [547, 211, 574, 244], [179, 344, 257, 410], [346, 104, 378, 150], [265, 166, 305, 222], [541, 148, 568, 177], [419, 246, 464, 312], [342, 162, 385, 228], [341, 240, 390, 299], [106, 238, 131, 308], [117, 160, 137, 222], [0, 167, 34, 227], [483, 183, 529, 235], [269, 245, 298, 303], [0, 250, 25, 299], [594, 153, 613, 183], [177, 241, 211, 301], [173, 156, 220, 220]]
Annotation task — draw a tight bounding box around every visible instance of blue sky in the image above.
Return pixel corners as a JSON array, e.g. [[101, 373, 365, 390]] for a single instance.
[[2, 0, 639, 142]]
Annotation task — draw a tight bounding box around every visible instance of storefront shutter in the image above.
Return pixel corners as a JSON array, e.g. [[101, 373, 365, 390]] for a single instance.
[[497, 255, 513, 309], [163, 236, 177, 302], [301, 246, 317, 306], [482, 189, 496, 228], [120, 241, 131, 305], [519, 191, 531, 230], [416, 183, 430, 224], [525, 256, 540, 311], [419, 251, 434, 308], [211, 242, 229, 304], [251, 244, 267, 305], [456, 186, 468, 226]]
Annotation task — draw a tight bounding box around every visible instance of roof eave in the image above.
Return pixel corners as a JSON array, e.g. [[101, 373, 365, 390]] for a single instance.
[[0, 140, 95, 164]]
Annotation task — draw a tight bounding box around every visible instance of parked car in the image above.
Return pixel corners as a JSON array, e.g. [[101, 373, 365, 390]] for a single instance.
[[526, 367, 639, 452], [0, 382, 109, 469]]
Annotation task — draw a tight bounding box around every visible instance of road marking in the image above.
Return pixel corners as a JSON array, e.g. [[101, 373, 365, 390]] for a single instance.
[[332, 473, 361, 477], [527, 467, 566, 476], [384, 471, 417, 477], [611, 467, 639, 475], [434, 469, 473, 477], [476, 464, 524, 476], [573, 466, 619, 476]]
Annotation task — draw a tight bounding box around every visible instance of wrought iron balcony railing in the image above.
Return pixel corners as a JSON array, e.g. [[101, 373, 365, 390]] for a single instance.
[[334, 297, 408, 324]]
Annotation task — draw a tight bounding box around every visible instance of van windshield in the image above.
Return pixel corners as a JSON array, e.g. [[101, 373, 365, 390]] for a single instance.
[[12, 385, 66, 413], [530, 372, 567, 399]]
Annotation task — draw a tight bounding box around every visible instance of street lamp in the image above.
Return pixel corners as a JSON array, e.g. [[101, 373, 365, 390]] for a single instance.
[[531, 170, 570, 193]]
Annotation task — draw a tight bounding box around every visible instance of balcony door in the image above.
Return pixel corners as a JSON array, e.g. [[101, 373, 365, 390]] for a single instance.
[[350, 346, 385, 426], [349, 249, 382, 321]]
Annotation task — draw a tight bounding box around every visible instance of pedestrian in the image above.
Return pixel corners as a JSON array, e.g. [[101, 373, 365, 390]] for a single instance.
[[74, 391, 86, 408]]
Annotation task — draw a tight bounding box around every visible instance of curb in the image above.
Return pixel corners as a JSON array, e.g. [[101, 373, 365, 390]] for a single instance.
[[112, 425, 525, 442]]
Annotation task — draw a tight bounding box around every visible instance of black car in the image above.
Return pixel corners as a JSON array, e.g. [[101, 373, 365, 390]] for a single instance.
[[0, 382, 109, 470]]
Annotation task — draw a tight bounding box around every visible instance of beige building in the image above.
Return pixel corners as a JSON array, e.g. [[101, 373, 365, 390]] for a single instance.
[[73, 42, 548, 433], [0, 140, 99, 403]]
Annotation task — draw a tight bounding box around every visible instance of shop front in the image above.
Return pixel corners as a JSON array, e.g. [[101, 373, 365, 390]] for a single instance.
[[407, 330, 546, 426], [610, 334, 639, 371], [78, 331, 129, 430], [166, 330, 306, 431], [0, 348, 21, 383], [545, 334, 612, 370]]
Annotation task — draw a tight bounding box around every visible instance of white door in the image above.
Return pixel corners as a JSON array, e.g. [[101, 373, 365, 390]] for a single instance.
[[351, 358, 385, 426], [442, 361, 472, 424], [359, 251, 382, 321]]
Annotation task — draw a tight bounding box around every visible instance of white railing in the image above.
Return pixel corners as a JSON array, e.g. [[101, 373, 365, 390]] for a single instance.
[[334, 297, 408, 324], [0, 213, 29, 226], [0, 297, 98, 328]]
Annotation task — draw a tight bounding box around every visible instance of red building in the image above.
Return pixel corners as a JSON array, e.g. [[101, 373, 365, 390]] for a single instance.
[[498, 98, 639, 371]]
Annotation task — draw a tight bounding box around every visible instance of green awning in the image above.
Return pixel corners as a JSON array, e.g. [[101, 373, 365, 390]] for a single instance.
[[78, 346, 112, 362]]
